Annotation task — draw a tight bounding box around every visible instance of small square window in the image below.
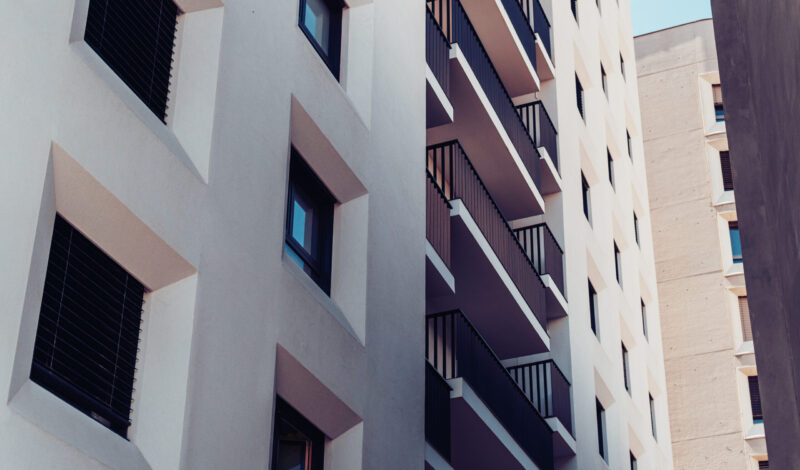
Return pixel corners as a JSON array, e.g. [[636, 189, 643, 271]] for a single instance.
[[299, 0, 344, 79], [272, 397, 325, 470], [729, 221, 743, 264], [286, 151, 335, 293]]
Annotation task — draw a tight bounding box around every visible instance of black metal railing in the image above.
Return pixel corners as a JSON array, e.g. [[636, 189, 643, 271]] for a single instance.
[[514, 0, 553, 61], [427, 0, 541, 192], [517, 101, 559, 173], [499, 0, 538, 71], [427, 311, 554, 470], [427, 141, 548, 327], [426, 361, 452, 461], [426, 5, 451, 97], [508, 359, 572, 435], [427, 173, 452, 268], [513, 223, 564, 295]]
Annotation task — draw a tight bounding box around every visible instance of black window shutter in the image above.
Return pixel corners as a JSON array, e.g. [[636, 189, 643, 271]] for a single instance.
[[31, 214, 146, 438], [759, 461, 769, 469], [749, 376, 763, 421], [720, 151, 734, 190], [84, 0, 181, 122]]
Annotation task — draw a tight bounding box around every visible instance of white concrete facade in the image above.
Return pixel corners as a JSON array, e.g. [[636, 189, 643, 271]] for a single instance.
[[0, 1, 426, 469], [636, 19, 768, 470]]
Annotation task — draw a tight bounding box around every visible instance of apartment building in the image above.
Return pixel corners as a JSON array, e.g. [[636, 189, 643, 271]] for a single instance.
[[424, 0, 672, 468], [635, 19, 768, 469], [0, 1, 427, 469]]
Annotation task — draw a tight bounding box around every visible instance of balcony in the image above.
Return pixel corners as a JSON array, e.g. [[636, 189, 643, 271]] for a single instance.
[[425, 362, 452, 465], [508, 360, 575, 456], [513, 223, 567, 318], [426, 6, 453, 127], [517, 101, 561, 194], [427, 0, 545, 219], [428, 141, 549, 357], [515, 0, 555, 80], [426, 173, 455, 297], [427, 310, 554, 470]]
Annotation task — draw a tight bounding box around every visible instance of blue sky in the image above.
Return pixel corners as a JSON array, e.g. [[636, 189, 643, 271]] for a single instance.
[[630, 0, 712, 36]]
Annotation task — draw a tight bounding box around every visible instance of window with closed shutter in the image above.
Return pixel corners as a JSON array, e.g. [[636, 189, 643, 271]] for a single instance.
[[749, 376, 763, 423], [720, 151, 734, 191], [31, 214, 146, 438], [739, 296, 752, 341], [84, 0, 181, 122]]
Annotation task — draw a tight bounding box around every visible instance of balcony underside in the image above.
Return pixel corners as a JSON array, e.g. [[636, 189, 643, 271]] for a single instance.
[[449, 379, 541, 470], [543, 274, 567, 319], [537, 146, 562, 196], [427, 65, 454, 128], [546, 417, 576, 457], [427, 49, 545, 220], [460, 0, 540, 97], [534, 36, 555, 81]]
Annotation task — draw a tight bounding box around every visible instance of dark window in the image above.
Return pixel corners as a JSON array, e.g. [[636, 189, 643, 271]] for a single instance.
[[299, 0, 344, 79], [630, 452, 638, 470], [620, 53, 626, 80], [749, 376, 763, 423], [272, 397, 325, 470], [633, 212, 640, 246], [601, 64, 608, 97], [739, 296, 752, 342], [614, 242, 622, 286], [596, 0, 601, 13], [622, 343, 631, 394], [649, 393, 657, 439], [641, 299, 648, 340], [571, 0, 578, 22], [720, 150, 734, 191], [627, 130, 633, 160], [729, 221, 743, 264], [589, 281, 599, 337], [84, 0, 180, 122], [608, 150, 615, 189], [582, 172, 591, 223], [31, 214, 146, 438], [713, 84, 725, 122], [285, 151, 335, 294], [596, 399, 607, 461], [759, 461, 769, 469], [576, 75, 585, 120]]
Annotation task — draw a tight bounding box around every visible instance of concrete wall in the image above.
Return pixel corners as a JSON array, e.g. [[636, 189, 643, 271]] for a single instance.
[[0, 0, 425, 469], [710, 2, 800, 468]]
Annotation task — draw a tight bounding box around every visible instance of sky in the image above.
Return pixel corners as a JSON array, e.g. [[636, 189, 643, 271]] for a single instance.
[[630, 0, 712, 36]]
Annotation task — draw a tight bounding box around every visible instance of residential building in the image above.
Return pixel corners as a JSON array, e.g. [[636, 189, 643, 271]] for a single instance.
[[424, 0, 673, 468], [711, 1, 800, 468], [636, 19, 768, 469]]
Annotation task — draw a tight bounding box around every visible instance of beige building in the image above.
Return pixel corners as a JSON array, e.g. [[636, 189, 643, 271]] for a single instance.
[[636, 19, 768, 470]]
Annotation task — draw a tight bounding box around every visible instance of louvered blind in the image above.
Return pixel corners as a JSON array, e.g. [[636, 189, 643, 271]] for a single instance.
[[712, 84, 723, 105], [84, 0, 181, 122], [720, 151, 734, 191], [31, 214, 146, 438], [759, 461, 769, 469], [748, 376, 763, 422], [739, 296, 752, 342]]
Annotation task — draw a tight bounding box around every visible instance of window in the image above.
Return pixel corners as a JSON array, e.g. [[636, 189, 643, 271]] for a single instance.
[[576, 75, 585, 120], [729, 221, 743, 264], [641, 299, 649, 340], [582, 172, 591, 223], [749, 376, 763, 424], [630, 452, 638, 470], [620, 53, 626, 80], [633, 212, 640, 246], [739, 296, 752, 342], [713, 84, 725, 122], [649, 393, 657, 439], [589, 281, 599, 337], [596, 0, 601, 13], [720, 150, 734, 191], [596, 399, 607, 461], [622, 343, 631, 394], [614, 242, 622, 286], [627, 130, 633, 160], [601, 64, 608, 98], [84, 0, 181, 122], [571, 0, 578, 22], [272, 397, 325, 470], [31, 214, 146, 438], [759, 461, 770, 469], [608, 150, 615, 189], [299, 0, 344, 79], [285, 151, 336, 293]]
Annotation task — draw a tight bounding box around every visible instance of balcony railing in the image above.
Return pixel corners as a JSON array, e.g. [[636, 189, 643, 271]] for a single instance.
[[426, 5, 451, 97], [427, 141, 547, 327], [513, 223, 564, 295], [508, 359, 572, 435], [517, 101, 559, 173], [427, 0, 541, 192], [426, 361, 452, 461], [427, 173, 452, 268], [427, 311, 554, 469], [517, 0, 552, 59]]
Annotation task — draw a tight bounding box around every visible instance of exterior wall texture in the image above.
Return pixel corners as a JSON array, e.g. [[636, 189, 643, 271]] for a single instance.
[[636, 19, 767, 470]]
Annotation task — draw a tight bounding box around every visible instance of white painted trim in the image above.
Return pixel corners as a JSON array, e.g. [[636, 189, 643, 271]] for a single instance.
[[424, 443, 454, 470], [426, 240, 456, 293], [546, 417, 577, 455], [426, 65, 455, 123], [537, 146, 564, 193]]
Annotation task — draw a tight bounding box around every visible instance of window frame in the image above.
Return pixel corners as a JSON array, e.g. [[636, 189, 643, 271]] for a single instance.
[[576, 74, 585, 120], [633, 212, 640, 246], [614, 242, 622, 286], [641, 299, 648, 340], [626, 130, 633, 160], [298, 0, 344, 79], [582, 172, 591, 223], [729, 221, 743, 264], [649, 393, 657, 440], [589, 281, 599, 337], [271, 396, 325, 470], [720, 150, 734, 191], [748, 376, 764, 424], [601, 64, 608, 98], [630, 452, 638, 470], [622, 343, 631, 394], [596, 398, 607, 462], [620, 53, 626, 80], [608, 150, 615, 190]]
